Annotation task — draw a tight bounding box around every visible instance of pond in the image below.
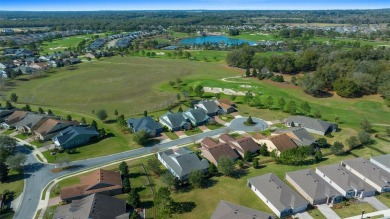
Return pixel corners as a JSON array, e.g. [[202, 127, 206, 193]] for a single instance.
[[179, 35, 257, 46]]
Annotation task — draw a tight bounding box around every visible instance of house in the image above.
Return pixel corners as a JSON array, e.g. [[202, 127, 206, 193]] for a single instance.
[[195, 100, 221, 116], [13, 114, 55, 133], [256, 133, 298, 156], [211, 200, 275, 219], [247, 173, 308, 218], [285, 116, 337, 136], [29, 62, 49, 71], [315, 164, 376, 198], [200, 142, 239, 166], [200, 137, 219, 148], [0, 70, 7, 78], [286, 169, 343, 205], [215, 98, 236, 114], [0, 108, 16, 123], [251, 133, 266, 144], [228, 137, 260, 157], [67, 57, 81, 65], [127, 116, 163, 137], [13, 66, 36, 74], [159, 111, 191, 131], [157, 147, 209, 181], [342, 158, 390, 193], [34, 118, 78, 141], [53, 193, 128, 219], [275, 127, 316, 146], [84, 53, 96, 59], [218, 134, 236, 143], [182, 108, 210, 126], [60, 169, 122, 202], [52, 126, 99, 149], [1, 111, 29, 129], [370, 154, 390, 173]]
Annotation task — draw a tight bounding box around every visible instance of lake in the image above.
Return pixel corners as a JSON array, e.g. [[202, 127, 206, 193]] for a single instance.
[[179, 35, 257, 46]]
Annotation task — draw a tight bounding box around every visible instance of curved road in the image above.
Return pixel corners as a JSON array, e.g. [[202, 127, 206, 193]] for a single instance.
[[14, 117, 268, 219]]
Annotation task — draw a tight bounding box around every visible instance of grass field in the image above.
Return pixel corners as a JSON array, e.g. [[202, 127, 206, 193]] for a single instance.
[[332, 202, 376, 218], [307, 208, 327, 219], [40, 33, 97, 54], [132, 49, 228, 62], [0, 170, 24, 198], [229, 32, 276, 41], [376, 193, 390, 208]]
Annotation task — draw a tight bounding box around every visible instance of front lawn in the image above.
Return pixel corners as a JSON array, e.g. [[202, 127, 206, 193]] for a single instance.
[[14, 133, 31, 140], [218, 114, 234, 122], [332, 201, 376, 218], [165, 132, 179, 140], [307, 208, 327, 219], [1, 129, 15, 135], [0, 170, 24, 198], [184, 127, 203, 136], [376, 193, 390, 208], [205, 123, 223, 130]]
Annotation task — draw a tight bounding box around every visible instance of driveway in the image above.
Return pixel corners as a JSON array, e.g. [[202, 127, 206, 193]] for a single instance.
[[317, 204, 341, 219], [295, 212, 313, 219], [174, 131, 187, 138], [198, 125, 210, 132], [214, 116, 227, 125], [14, 117, 268, 219], [363, 196, 388, 211]]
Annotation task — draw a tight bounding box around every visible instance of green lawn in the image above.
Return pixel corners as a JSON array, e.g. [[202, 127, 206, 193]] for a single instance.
[[40, 33, 106, 54], [184, 127, 203, 136], [376, 193, 390, 208], [229, 32, 276, 41], [1, 129, 15, 135], [333, 202, 376, 218], [131, 49, 228, 62], [165, 132, 179, 140], [0, 170, 24, 198], [217, 114, 235, 122], [169, 32, 190, 38], [14, 133, 31, 140], [205, 123, 223, 130], [307, 208, 327, 219]]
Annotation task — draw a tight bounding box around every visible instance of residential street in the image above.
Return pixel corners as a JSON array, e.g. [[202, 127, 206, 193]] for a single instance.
[[13, 117, 268, 219]]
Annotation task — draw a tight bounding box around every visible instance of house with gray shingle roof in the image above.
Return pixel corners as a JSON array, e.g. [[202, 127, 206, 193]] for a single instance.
[[159, 111, 191, 131], [14, 114, 56, 133], [247, 173, 308, 218], [285, 116, 337, 136], [315, 164, 376, 198], [275, 127, 316, 146], [52, 126, 99, 149], [127, 116, 163, 137], [195, 100, 221, 116], [342, 157, 390, 193], [157, 147, 209, 181], [286, 169, 343, 205], [182, 108, 210, 126], [370, 154, 390, 174], [211, 200, 275, 219]]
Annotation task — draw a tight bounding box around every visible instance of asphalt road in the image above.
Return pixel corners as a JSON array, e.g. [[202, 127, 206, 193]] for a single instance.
[[13, 117, 268, 219]]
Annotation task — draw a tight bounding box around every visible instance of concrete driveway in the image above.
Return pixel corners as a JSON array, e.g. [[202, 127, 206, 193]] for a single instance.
[[363, 196, 388, 211], [295, 211, 314, 219], [317, 204, 341, 219]]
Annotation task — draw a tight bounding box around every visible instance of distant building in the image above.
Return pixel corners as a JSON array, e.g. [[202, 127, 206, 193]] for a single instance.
[[127, 116, 163, 137], [159, 111, 191, 131], [370, 154, 390, 173], [182, 108, 210, 126], [52, 126, 99, 149], [285, 116, 337, 136], [195, 100, 221, 116]]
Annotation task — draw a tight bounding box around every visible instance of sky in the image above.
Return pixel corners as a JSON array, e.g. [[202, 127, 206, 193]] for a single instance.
[[0, 0, 389, 11]]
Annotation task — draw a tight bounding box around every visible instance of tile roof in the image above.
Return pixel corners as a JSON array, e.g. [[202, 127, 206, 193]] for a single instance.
[[248, 173, 308, 212], [211, 200, 275, 219], [269, 133, 298, 152]]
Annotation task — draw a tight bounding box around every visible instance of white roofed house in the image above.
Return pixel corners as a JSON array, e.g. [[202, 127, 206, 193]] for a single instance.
[[342, 157, 390, 193], [370, 154, 390, 173]]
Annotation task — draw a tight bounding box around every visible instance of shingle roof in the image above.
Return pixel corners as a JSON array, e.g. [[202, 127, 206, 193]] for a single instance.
[[276, 127, 316, 146], [229, 137, 260, 154], [371, 154, 390, 172], [211, 200, 275, 219], [286, 116, 333, 133], [200, 137, 219, 148], [342, 158, 390, 188], [34, 118, 77, 136], [248, 173, 308, 212], [198, 100, 220, 113], [4, 111, 28, 125], [60, 169, 122, 200], [158, 147, 209, 179], [53, 193, 126, 219], [183, 108, 209, 124], [217, 98, 235, 106], [127, 116, 162, 134], [53, 126, 98, 145], [269, 134, 298, 152], [286, 169, 342, 202], [201, 143, 239, 164], [160, 111, 188, 129], [316, 164, 376, 192], [218, 134, 236, 143]]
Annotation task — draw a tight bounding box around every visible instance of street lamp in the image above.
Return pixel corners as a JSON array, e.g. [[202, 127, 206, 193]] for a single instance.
[[361, 210, 365, 219]]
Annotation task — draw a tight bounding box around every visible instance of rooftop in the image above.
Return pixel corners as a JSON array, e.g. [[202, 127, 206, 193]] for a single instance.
[[211, 200, 275, 219]]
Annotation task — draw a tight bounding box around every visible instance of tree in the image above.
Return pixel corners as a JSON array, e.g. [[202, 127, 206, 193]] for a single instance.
[[218, 156, 235, 177], [360, 119, 373, 133], [122, 177, 131, 193], [345, 136, 360, 151], [169, 81, 175, 87], [130, 211, 142, 219], [291, 76, 298, 85], [47, 109, 53, 115], [386, 127, 390, 137], [189, 170, 205, 188], [144, 110, 148, 117], [91, 120, 98, 130], [161, 171, 176, 189], [266, 96, 274, 109], [133, 130, 149, 145], [147, 157, 162, 176], [127, 189, 141, 208], [252, 68, 257, 77], [96, 109, 108, 121], [237, 160, 245, 169], [119, 161, 129, 177], [5, 153, 26, 173], [80, 117, 86, 124], [0, 162, 9, 182], [331, 141, 344, 155], [10, 93, 18, 102], [0, 135, 17, 162], [252, 158, 259, 169], [244, 151, 253, 162], [176, 93, 181, 101], [194, 84, 204, 97], [230, 95, 236, 101], [38, 107, 44, 114], [300, 102, 311, 115], [333, 78, 361, 98], [5, 101, 13, 109], [358, 131, 372, 145], [284, 101, 297, 114], [66, 115, 72, 121], [246, 116, 254, 125], [316, 138, 328, 148], [114, 109, 119, 116], [314, 150, 323, 162], [215, 93, 221, 99], [154, 187, 173, 218], [278, 97, 286, 109], [23, 104, 31, 112], [243, 91, 253, 104], [259, 143, 269, 156], [208, 163, 218, 176], [245, 68, 251, 77], [177, 106, 183, 113]]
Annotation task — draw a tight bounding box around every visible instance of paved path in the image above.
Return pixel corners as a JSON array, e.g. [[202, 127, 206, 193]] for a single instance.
[[345, 209, 390, 219], [295, 211, 314, 219], [317, 204, 341, 219], [363, 196, 389, 211], [13, 117, 268, 219]]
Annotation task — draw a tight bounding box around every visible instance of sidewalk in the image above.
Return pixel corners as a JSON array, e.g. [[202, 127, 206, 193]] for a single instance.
[[15, 138, 48, 163]]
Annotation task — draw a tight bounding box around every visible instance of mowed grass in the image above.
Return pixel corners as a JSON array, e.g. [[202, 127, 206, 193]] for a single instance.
[[8, 56, 237, 117], [0, 170, 24, 197], [40, 34, 96, 54], [229, 32, 276, 41], [333, 202, 376, 218]]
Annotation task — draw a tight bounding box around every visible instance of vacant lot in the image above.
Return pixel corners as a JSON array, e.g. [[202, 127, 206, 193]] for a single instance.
[[7, 56, 237, 117]]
